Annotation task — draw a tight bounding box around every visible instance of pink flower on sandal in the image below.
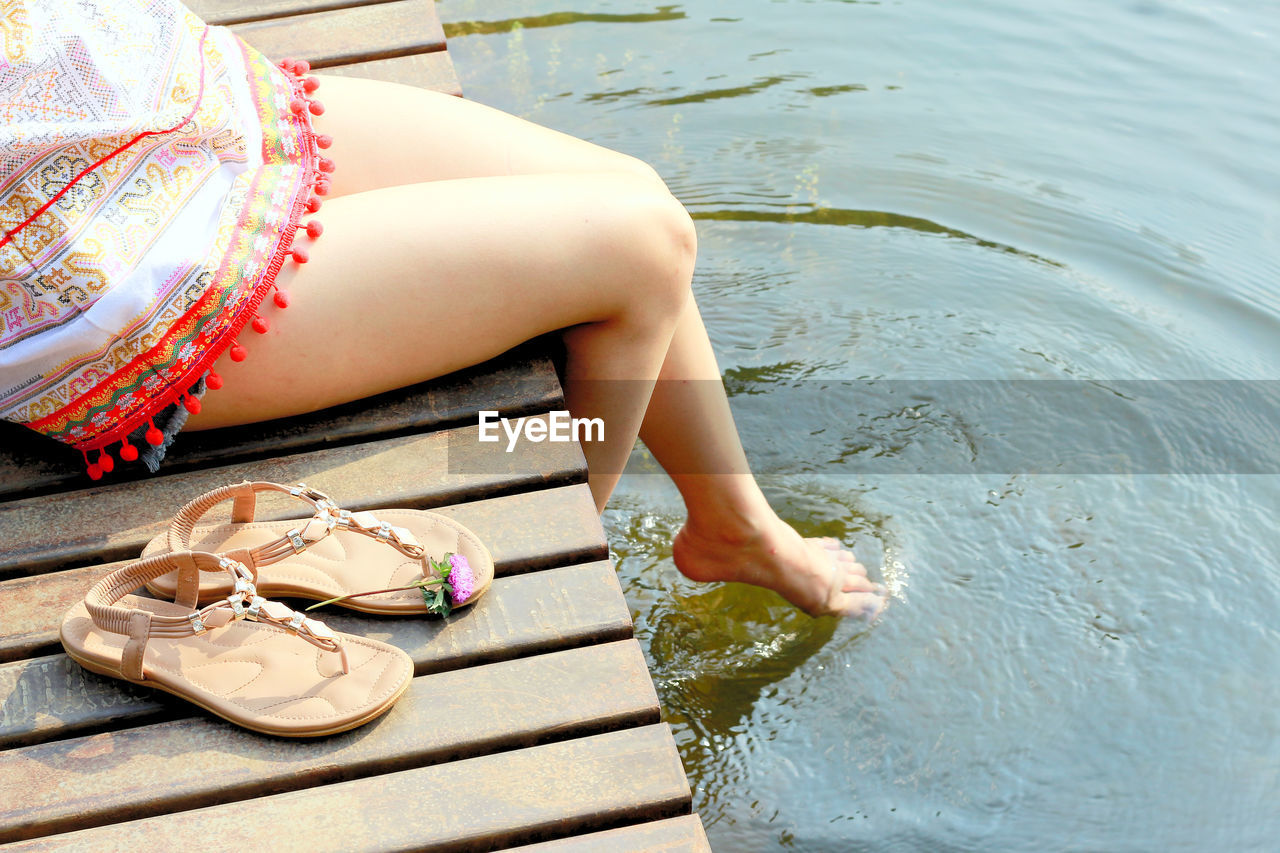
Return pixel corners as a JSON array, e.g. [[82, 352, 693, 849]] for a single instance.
[[447, 554, 474, 606], [306, 551, 476, 617]]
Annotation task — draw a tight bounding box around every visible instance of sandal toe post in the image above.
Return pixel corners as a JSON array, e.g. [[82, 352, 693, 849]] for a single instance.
[[143, 481, 495, 615], [61, 551, 413, 736]]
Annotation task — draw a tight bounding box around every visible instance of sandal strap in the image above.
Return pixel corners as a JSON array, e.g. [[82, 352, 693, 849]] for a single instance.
[[165, 481, 323, 558], [166, 481, 427, 573], [85, 551, 349, 679]]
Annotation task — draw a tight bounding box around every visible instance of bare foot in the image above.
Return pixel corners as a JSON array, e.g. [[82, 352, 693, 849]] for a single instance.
[[672, 518, 887, 619]]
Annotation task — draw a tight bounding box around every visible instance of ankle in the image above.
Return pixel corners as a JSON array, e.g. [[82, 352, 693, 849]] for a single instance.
[[681, 483, 779, 548]]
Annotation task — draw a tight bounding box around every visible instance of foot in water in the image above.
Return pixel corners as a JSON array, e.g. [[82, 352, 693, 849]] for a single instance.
[[672, 517, 887, 619]]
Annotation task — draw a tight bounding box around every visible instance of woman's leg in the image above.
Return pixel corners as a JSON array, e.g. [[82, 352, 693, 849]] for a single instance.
[[315, 75, 669, 195], [195, 75, 883, 618], [638, 298, 886, 618], [192, 76, 693, 498], [189, 171, 695, 500]]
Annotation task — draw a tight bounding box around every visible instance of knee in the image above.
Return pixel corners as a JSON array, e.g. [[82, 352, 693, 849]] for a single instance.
[[622, 183, 698, 317], [578, 171, 696, 325], [612, 153, 674, 195]]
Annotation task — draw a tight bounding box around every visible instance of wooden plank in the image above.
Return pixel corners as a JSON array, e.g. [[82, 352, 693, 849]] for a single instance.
[[0, 346, 560, 502], [0, 560, 629, 749], [230, 0, 445, 70], [322, 50, 463, 96], [186, 0, 403, 26], [0, 420, 594, 579], [427, 485, 607, 575], [5, 725, 689, 852], [0, 565, 112, 663], [0, 641, 657, 844], [500, 815, 712, 853]]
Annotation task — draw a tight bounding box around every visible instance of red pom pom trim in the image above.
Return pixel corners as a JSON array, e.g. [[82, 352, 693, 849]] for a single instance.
[[64, 47, 330, 465]]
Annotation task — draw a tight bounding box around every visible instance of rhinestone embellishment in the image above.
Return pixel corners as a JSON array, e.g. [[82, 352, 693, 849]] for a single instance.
[[305, 618, 336, 640]]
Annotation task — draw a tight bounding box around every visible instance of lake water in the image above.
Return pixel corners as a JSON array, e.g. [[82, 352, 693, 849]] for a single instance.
[[437, 2, 1280, 850]]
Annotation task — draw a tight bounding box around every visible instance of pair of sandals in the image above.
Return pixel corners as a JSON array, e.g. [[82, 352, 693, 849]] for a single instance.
[[59, 480, 495, 737]]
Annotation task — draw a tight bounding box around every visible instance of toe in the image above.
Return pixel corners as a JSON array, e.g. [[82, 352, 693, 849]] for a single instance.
[[813, 539, 869, 576], [840, 570, 879, 594], [837, 590, 886, 620], [812, 543, 887, 619]]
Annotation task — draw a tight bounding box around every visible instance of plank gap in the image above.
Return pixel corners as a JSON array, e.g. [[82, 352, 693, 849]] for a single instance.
[[187, 0, 405, 26]]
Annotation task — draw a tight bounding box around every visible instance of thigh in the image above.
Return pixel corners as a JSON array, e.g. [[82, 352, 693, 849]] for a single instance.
[[187, 170, 685, 429], [313, 75, 662, 197]]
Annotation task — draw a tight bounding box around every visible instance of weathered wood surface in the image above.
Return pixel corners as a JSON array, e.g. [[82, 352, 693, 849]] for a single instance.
[[230, 0, 445, 69], [6, 725, 690, 852], [501, 815, 712, 852], [0, 641, 657, 843], [323, 50, 464, 96], [188, 0, 402, 26], [0, 421, 593, 579], [1, 561, 630, 748]]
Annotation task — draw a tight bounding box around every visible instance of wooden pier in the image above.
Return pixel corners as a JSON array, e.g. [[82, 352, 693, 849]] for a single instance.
[[0, 2, 708, 849]]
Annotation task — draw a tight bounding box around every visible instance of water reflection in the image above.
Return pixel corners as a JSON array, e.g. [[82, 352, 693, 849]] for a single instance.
[[691, 205, 1063, 267], [443, 6, 685, 38], [644, 74, 809, 107]]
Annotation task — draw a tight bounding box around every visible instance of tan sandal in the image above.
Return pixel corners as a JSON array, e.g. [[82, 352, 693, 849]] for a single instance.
[[60, 551, 413, 736], [143, 481, 494, 615]]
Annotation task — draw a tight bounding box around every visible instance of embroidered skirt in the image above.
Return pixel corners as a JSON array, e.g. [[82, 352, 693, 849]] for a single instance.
[[0, 1, 331, 478]]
